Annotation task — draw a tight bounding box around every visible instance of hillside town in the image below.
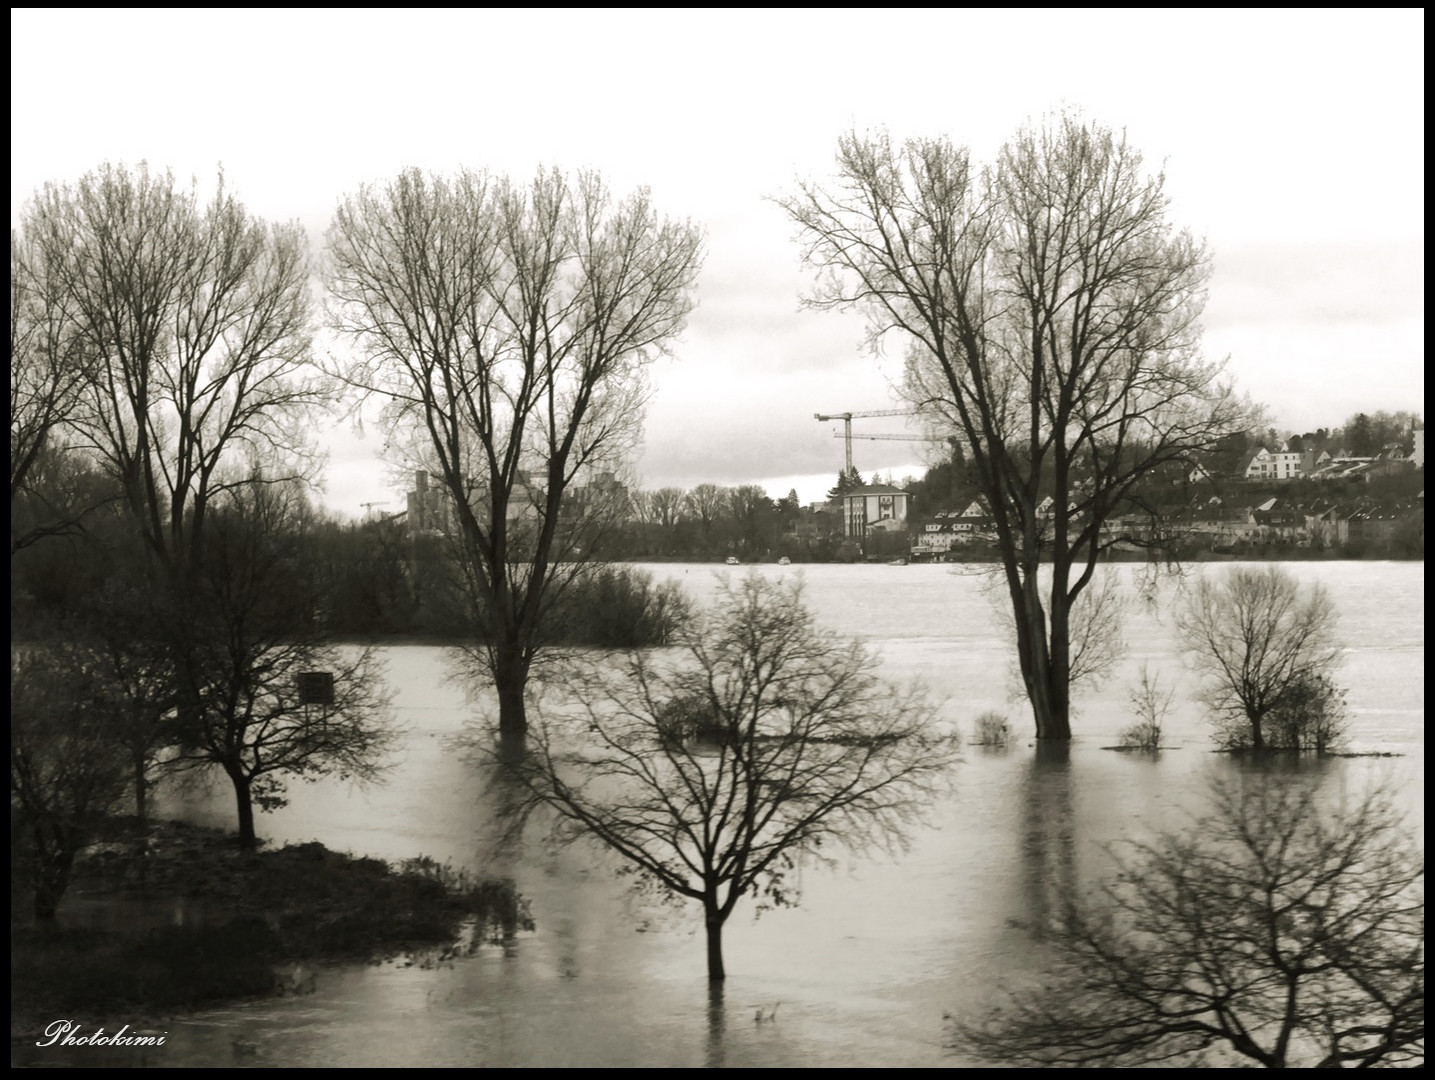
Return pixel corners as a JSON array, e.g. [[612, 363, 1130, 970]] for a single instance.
[[391, 418, 1424, 565]]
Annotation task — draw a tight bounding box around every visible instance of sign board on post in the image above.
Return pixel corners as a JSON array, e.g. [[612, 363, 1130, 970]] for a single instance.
[[297, 671, 335, 706]]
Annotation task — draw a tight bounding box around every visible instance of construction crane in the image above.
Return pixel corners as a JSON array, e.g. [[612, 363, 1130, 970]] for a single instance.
[[360, 501, 389, 517], [813, 409, 913, 474]]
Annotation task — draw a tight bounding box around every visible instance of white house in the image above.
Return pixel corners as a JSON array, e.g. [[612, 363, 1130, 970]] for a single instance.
[[1270, 451, 1303, 480]]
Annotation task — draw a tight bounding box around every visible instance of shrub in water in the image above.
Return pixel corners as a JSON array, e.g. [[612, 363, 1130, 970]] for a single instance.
[[973, 710, 1011, 747], [1264, 674, 1347, 754], [1121, 664, 1172, 751]]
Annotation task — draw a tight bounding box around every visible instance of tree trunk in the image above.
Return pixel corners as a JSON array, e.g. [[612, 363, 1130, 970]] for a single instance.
[[230, 770, 258, 852], [133, 752, 148, 825], [32, 834, 76, 920], [705, 907, 726, 981], [1014, 576, 1072, 741], [31, 849, 75, 917], [493, 642, 530, 737], [1044, 595, 1073, 741]]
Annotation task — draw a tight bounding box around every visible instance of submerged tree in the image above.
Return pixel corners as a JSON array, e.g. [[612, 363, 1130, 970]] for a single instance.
[[953, 775, 1424, 1067], [327, 168, 703, 738], [1177, 565, 1343, 751], [782, 115, 1252, 739], [507, 574, 959, 980]]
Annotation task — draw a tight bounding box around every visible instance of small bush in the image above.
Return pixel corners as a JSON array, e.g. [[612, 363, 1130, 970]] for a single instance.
[[973, 710, 1011, 747], [1119, 720, 1163, 752], [1121, 664, 1172, 751], [655, 692, 727, 748]]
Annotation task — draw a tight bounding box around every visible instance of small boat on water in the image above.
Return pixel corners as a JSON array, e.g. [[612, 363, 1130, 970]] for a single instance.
[[725, 556, 740, 565], [777, 556, 791, 566], [886, 557, 909, 566]]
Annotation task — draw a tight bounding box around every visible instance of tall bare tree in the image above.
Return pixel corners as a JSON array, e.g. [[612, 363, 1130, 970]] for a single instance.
[[782, 115, 1251, 739], [726, 483, 774, 557], [684, 482, 726, 552], [327, 168, 703, 738], [18, 164, 322, 581], [650, 487, 687, 532]]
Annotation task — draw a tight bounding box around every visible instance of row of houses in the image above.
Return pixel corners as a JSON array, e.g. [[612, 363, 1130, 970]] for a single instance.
[[1099, 495, 1423, 550], [907, 493, 1423, 556], [1228, 441, 1419, 483]]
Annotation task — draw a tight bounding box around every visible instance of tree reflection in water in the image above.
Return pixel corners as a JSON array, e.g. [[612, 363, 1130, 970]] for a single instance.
[[1020, 742, 1077, 936]]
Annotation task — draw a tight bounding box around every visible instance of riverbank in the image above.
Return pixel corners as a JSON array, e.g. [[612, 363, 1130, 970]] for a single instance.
[[11, 819, 530, 1042]]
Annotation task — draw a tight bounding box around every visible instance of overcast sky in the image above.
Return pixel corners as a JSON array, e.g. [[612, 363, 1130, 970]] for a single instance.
[[11, 9, 1423, 512]]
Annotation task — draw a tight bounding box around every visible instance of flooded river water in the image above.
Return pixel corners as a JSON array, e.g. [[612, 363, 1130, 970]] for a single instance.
[[19, 561, 1423, 1067]]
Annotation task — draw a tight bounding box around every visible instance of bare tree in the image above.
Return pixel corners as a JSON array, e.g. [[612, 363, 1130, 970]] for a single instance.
[[1121, 662, 1175, 751], [684, 482, 727, 552], [650, 486, 687, 531], [726, 483, 774, 557], [507, 575, 959, 980], [9, 232, 94, 555], [781, 115, 1252, 739], [953, 775, 1424, 1067], [327, 168, 703, 738], [1177, 565, 1342, 751], [171, 482, 395, 851], [18, 163, 323, 581], [626, 488, 657, 526]]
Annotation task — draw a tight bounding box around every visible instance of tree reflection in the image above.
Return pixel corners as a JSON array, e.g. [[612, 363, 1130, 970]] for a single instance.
[[705, 980, 727, 1068], [1019, 742, 1076, 934]]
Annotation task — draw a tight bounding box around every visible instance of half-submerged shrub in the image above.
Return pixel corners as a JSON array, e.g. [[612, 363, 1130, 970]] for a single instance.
[[973, 710, 1011, 747], [1120, 664, 1173, 751], [1214, 672, 1348, 754], [655, 692, 728, 748]]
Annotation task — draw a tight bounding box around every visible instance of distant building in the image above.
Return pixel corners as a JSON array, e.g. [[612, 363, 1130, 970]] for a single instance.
[[1270, 451, 1303, 480], [406, 470, 451, 536], [841, 484, 910, 538], [404, 467, 550, 539], [1411, 428, 1424, 469], [1240, 447, 1303, 481], [1238, 446, 1272, 480]]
